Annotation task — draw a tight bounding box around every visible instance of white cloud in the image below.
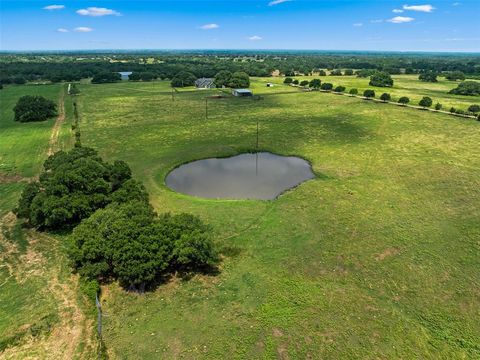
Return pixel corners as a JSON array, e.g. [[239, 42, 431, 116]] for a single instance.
[[388, 16, 415, 23], [74, 27, 93, 32], [268, 0, 291, 6], [43, 5, 65, 10], [370, 19, 383, 23], [200, 23, 219, 30], [353, 23, 363, 27], [393, 9, 404, 13], [76, 7, 121, 17], [57, 28, 68, 32], [402, 4, 435, 12], [248, 35, 263, 41]]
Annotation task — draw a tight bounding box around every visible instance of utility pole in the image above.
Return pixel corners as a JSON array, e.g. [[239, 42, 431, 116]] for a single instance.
[[205, 97, 208, 119], [256, 121, 259, 149]]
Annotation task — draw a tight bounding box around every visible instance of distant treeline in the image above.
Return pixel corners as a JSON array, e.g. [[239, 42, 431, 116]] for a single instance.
[[1, 53, 479, 84]]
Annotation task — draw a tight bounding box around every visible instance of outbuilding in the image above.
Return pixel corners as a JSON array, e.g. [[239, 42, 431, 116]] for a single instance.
[[232, 89, 253, 97]]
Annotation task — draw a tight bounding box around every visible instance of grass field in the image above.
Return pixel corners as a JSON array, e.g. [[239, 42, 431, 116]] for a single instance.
[[253, 74, 480, 111], [70, 80, 480, 358], [0, 84, 96, 359]]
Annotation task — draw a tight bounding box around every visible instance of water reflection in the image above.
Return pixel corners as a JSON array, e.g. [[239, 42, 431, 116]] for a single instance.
[[165, 152, 314, 200]]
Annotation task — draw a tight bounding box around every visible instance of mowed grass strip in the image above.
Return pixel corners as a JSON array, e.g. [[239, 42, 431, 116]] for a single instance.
[[73, 80, 480, 358]]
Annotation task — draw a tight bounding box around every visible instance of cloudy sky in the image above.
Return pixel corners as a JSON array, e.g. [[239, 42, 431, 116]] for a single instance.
[[1, 0, 479, 52]]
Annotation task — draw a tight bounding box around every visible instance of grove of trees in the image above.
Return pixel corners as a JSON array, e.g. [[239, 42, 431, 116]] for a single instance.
[[449, 81, 480, 96], [13, 95, 57, 122], [16, 147, 219, 291], [419, 71, 438, 83], [369, 72, 394, 87]]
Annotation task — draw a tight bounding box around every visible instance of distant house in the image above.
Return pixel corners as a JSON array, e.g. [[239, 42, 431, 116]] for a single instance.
[[232, 89, 253, 97], [195, 78, 215, 89]]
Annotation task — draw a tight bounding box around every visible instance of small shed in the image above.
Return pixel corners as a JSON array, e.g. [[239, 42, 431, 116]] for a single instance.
[[232, 89, 253, 97], [118, 71, 132, 80], [195, 78, 215, 89]]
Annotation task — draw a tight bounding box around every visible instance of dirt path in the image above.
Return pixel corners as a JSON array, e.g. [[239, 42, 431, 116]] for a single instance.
[[0, 213, 96, 359], [47, 87, 66, 157]]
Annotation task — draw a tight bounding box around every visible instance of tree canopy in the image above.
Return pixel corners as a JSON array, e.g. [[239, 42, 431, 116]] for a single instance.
[[13, 95, 57, 122], [16, 147, 148, 229], [380, 93, 391, 102], [171, 71, 196, 87], [363, 89, 375, 98], [419, 71, 438, 83], [419, 96, 433, 108], [398, 96, 410, 105], [449, 81, 480, 96], [369, 72, 394, 87], [91, 72, 121, 84], [445, 71, 465, 81]]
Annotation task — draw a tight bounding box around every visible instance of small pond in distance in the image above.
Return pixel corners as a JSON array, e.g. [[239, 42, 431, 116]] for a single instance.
[[165, 152, 315, 200]]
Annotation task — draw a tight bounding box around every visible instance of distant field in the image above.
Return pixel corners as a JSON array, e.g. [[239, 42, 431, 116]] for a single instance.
[[0, 84, 62, 178], [74, 80, 480, 359], [252, 74, 480, 111]]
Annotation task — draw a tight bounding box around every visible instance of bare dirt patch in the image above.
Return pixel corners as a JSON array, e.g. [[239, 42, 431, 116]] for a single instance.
[[376, 247, 400, 261]]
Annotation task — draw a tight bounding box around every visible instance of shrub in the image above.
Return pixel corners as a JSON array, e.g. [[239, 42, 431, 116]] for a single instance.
[[300, 80, 309, 87], [292, 79, 299, 85], [450, 107, 456, 113], [467, 104, 480, 113], [13, 96, 57, 122], [419, 96, 433, 108], [380, 93, 391, 102], [434, 103, 442, 111], [309, 79, 321, 89], [320, 83, 333, 91], [363, 89, 375, 98], [449, 81, 480, 96], [445, 71, 465, 81], [283, 77, 293, 84], [349, 88, 358, 95], [398, 96, 410, 105], [369, 72, 394, 87], [330, 69, 342, 76], [317, 70, 327, 76], [455, 109, 465, 115], [344, 69, 354, 76], [334, 86, 346, 92]]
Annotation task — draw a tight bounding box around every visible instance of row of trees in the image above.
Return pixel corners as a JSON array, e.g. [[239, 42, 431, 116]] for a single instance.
[[16, 147, 219, 290]]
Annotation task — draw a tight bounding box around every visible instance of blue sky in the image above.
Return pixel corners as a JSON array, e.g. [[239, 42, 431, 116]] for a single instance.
[[1, 0, 479, 52]]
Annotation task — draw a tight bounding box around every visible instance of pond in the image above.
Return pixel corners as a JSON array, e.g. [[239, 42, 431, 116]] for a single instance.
[[165, 152, 314, 200]]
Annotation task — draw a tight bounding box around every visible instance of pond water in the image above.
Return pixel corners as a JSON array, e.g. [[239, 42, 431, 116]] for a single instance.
[[165, 152, 314, 200]]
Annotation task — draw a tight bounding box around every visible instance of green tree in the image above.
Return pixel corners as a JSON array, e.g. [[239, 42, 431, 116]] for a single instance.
[[445, 71, 465, 81], [344, 69, 354, 76], [449, 81, 480, 96], [300, 80, 309, 87], [283, 77, 293, 84], [349, 88, 358, 95], [292, 79, 299, 85], [363, 89, 375, 99], [320, 83, 333, 91], [419, 71, 438, 83], [318, 70, 327, 76], [369, 71, 394, 87], [435, 103, 442, 111], [419, 96, 433, 108], [214, 70, 232, 87], [228, 71, 250, 88], [398, 96, 410, 105], [334, 86, 346, 92], [330, 69, 342, 76], [91, 72, 121, 84], [380, 93, 391, 102], [13, 95, 57, 122], [468, 104, 480, 113], [308, 79, 321, 89], [171, 71, 196, 87]]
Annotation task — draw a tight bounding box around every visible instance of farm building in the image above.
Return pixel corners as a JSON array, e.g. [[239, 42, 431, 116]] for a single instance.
[[195, 78, 215, 89], [232, 89, 253, 97]]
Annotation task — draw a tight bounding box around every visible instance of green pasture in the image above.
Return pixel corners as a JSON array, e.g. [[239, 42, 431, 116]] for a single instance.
[[254, 74, 480, 111], [72, 80, 480, 359]]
